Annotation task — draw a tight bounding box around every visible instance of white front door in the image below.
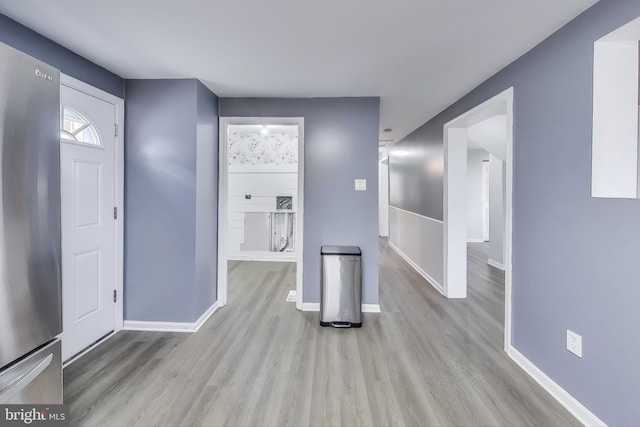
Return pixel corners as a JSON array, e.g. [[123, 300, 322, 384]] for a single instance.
[[61, 84, 116, 361]]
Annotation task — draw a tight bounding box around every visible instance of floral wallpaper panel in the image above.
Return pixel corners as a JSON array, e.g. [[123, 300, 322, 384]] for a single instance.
[[228, 131, 298, 166]]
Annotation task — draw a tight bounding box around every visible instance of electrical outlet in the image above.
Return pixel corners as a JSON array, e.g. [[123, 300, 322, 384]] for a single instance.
[[566, 329, 582, 358]]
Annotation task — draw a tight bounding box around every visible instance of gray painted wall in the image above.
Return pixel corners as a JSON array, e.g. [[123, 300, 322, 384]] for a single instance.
[[125, 79, 197, 322], [125, 79, 218, 323], [195, 81, 219, 316], [389, 125, 443, 220], [388, 2, 640, 424], [0, 14, 123, 97], [219, 97, 380, 304]]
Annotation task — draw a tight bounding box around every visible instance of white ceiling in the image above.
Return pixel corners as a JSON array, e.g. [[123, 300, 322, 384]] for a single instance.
[[0, 0, 597, 143], [467, 115, 507, 161]]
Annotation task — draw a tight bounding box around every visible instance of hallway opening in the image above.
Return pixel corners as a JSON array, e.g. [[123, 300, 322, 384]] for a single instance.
[[217, 118, 305, 310], [443, 87, 514, 350]]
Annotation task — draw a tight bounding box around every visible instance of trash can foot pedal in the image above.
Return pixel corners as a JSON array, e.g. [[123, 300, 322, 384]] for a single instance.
[[332, 321, 351, 328], [319, 321, 362, 328]]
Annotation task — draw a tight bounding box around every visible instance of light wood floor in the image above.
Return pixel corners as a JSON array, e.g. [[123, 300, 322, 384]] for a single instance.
[[64, 240, 578, 426]]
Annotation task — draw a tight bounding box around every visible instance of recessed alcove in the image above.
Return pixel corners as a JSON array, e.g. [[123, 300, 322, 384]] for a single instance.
[[592, 16, 640, 198]]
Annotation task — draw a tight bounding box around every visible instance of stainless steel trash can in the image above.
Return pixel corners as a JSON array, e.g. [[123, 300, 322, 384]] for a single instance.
[[320, 246, 362, 328]]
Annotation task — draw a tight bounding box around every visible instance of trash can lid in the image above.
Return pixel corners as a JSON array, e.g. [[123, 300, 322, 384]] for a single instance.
[[321, 246, 361, 255]]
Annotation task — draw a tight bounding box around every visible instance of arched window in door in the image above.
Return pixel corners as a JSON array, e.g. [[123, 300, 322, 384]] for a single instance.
[[60, 106, 101, 147]]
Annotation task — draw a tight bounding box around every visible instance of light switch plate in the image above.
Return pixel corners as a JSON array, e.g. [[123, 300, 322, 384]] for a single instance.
[[566, 329, 583, 358], [355, 179, 367, 191]]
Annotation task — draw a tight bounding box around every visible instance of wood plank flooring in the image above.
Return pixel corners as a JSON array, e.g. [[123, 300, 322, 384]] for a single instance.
[[64, 240, 579, 426]]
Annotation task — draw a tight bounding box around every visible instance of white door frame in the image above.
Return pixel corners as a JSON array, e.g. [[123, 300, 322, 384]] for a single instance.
[[481, 160, 490, 242], [378, 157, 389, 237], [443, 87, 514, 351], [60, 74, 125, 333], [217, 117, 305, 310]]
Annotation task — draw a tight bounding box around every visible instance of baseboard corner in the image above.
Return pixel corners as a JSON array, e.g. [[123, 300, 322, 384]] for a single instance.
[[193, 301, 220, 332], [487, 258, 506, 271]]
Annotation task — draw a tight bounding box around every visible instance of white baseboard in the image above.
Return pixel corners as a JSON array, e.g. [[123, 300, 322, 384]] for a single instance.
[[123, 320, 195, 333], [301, 303, 381, 313], [301, 303, 320, 312], [193, 301, 220, 331], [62, 331, 116, 368], [388, 241, 445, 296], [467, 238, 485, 243], [228, 256, 296, 263], [507, 346, 606, 427], [123, 301, 219, 333], [389, 206, 443, 223], [362, 304, 381, 313], [487, 258, 506, 270]]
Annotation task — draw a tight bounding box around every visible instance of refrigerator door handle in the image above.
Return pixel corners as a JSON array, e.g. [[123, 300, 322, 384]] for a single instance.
[[0, 353, 54, 403]]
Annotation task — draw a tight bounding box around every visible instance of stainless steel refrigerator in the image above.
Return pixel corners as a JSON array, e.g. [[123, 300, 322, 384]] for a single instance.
[[0, 41, 63, 404]]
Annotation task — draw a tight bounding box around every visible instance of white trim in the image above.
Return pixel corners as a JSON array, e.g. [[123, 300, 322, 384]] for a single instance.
[[218, 117, 305, 311], [362, 304, 382, 313], [301, 303, 381, 313], [442, 87, 514, 352], [389, 205, 443, 224], [388, 240, 446, 296], [301, 302, 320, 311], [504, 89, 514, 354], [487, 258, 506, 270], [467, 238, 485, 243], [60, 74, 123, 105], [193, 301, 220, 331], [507, 346, 607, 427], [443, 127, 468, 298], [217, 120, 228, 308], [123, 302, 219, 333], [60, 74, 125, 334], [378, 159, 390, 237], [227, 254, 296, 263], [115, 92, 125, 332], [62, 331, 115, 368], [123, 321, 198, 333], [481, 160, 491, 242]]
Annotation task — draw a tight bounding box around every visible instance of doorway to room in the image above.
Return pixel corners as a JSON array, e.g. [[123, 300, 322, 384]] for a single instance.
[[442, 87, 514, 350], [217, 118, 304, 310]]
